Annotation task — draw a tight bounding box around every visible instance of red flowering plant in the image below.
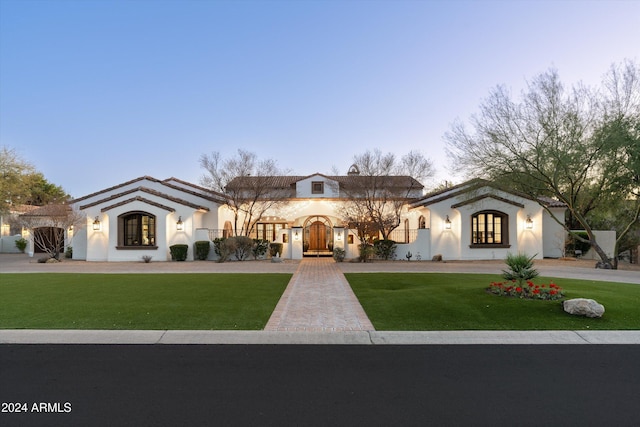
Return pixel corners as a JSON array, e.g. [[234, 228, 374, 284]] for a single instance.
[[487, 280, 565, 300]]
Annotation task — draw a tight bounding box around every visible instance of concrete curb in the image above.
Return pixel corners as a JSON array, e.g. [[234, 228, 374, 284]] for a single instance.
[[1, 330, 639, 345]]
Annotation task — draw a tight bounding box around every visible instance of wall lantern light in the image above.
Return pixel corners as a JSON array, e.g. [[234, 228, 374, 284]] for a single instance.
[[336, 231, 343, 241], [294, 229, 300, 241], [92, 216, 101, 231], [444, 215, 451, 230], [176, 216, 184, 231], [525, 214, 533, 230]]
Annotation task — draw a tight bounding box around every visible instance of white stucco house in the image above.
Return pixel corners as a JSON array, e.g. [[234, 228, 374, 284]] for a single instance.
[[61, 173, 566, 262]]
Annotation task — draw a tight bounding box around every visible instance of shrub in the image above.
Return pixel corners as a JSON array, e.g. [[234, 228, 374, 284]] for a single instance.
[[333, 247, 345, 262], [194, 241, 211, 260], [214, 238, 236, 263], [373, 239, 397, 260], [169, 244, 189, 261], [269, 242, 283, 257], [15, 238, 27, 253], [232, 236, 254, 261], [65, 246, 73, 259], [252, 239, 270, 259], [141, 255, 153, 263], [502, 252, 539, 287], [358, 243, 375, 262]]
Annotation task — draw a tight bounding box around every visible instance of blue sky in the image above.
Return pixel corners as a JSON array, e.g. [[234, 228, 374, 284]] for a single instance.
[[1, 0, 638, 198]]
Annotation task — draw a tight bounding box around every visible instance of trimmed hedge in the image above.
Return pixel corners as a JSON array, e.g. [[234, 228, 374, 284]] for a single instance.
[[194, 241, 210, 260], [170, 244, 188, 261]]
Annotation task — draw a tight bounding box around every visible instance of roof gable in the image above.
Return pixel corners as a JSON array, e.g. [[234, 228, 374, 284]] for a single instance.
[[78, 187, 210, 212], [411, 179, 565, 209]]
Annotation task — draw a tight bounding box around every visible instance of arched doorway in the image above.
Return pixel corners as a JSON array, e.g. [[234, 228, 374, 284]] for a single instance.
[[303, 216, 333, 256]]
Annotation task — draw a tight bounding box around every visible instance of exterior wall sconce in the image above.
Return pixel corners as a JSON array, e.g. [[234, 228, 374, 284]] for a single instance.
[[336, 231, 343, 241], [525, 215, 533, 230], [176, 216, 184, 231], [444, 215, 451, 230], [92, 216, 101, 231], [294, 229, 300, 241]]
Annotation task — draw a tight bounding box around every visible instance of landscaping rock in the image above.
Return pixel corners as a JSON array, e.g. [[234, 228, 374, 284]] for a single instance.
[[562, 298, 605, 318], [432, 254, 443, 262], [271, 254, 283, 263]]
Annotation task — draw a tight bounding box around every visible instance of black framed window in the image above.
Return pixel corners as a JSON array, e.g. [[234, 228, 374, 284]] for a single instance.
[[255, 223, 286, 241], [311, 181, 324, 194], [471, 211, 509, 247], [119, 212, 156, 247]]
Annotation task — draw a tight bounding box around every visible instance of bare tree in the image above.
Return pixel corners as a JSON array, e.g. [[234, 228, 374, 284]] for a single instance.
[[19, 204, 86, 260], [445, 60, 640, 268], [200, 149, 291, 237], [337, 149, 434, 241]]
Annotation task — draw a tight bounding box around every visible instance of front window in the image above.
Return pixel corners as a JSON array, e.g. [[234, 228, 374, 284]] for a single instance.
[[471, 211, 509, 247], [312, 181, 324, 194], [255, 223, 287, 241], [119, 212, 156, 247]]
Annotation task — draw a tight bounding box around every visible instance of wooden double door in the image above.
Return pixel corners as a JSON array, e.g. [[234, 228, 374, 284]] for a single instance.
[[304, 216, 332, 252]]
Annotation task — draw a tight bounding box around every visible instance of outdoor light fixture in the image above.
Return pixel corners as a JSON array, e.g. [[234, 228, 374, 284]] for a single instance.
[[176, 216, 184, 231], [294, 229, 300, 240], [92, 216, 101, 231], [336, 231, 343, 241], [444, 215, 451, 230], [525, 215, 533, 230]]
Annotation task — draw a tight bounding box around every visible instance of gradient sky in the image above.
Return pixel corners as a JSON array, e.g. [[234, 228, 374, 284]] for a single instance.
[[1, 0, 639, 198]]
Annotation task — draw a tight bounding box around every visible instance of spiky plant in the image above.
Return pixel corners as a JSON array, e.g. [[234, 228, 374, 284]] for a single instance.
[[502, 253, 539, 287]]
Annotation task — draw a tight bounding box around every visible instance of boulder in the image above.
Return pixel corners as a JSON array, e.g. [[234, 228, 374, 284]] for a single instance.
[[562, 298, 605, 318]]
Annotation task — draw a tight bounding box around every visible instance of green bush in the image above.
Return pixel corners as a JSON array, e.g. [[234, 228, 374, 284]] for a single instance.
[[169, 244, 189, 261], [269, 242, 283, 257], [65, 246, 73, 259], [15, 238, 27, 253], [194, 241, 210, 260], [252, 239, 270, 259], [358, 243, 375, 262], [333, 247, 345, 262], [502, 252, 539, 287], [374, 239, 397, 260]]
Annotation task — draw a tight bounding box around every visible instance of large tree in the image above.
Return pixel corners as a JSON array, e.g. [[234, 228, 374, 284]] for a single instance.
[[336, 149, 434, 242], [445, 60, 640, 268], [0, 146, 69, 214], [0, 146, 35, 214], [199, 149, 291, 237]]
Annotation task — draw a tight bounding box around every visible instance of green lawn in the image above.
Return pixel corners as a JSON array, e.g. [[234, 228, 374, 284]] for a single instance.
[[346, 273, 640, 330], [0, 273, 291, 330]]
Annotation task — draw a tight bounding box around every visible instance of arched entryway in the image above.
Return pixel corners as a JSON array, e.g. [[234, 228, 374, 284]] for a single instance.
[[303, 216, 333, 256]]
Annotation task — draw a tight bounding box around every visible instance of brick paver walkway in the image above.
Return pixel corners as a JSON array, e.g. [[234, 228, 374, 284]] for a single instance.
[[264, 258, 375, 331]]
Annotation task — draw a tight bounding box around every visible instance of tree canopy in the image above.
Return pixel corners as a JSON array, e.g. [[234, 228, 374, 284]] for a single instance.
[[199, 149, 290, 236], [445, 60, 640, 268], [0, 146, 69, 214], [336, 149, 434, 245]]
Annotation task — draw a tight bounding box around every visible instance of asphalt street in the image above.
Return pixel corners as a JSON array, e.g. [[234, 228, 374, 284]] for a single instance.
[[2, 344, 639, 427]]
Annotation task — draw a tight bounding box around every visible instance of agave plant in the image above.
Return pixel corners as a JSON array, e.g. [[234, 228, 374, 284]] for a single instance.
[[502, 253, 539, 287]]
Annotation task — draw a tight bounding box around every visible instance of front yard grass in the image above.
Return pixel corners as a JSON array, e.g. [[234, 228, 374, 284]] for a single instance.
[[0, 273, 291, 330], [346, 273, 640, 330]]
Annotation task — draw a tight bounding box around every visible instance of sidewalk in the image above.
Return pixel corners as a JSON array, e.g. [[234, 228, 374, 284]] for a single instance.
[[2, 329, 640, 344]]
